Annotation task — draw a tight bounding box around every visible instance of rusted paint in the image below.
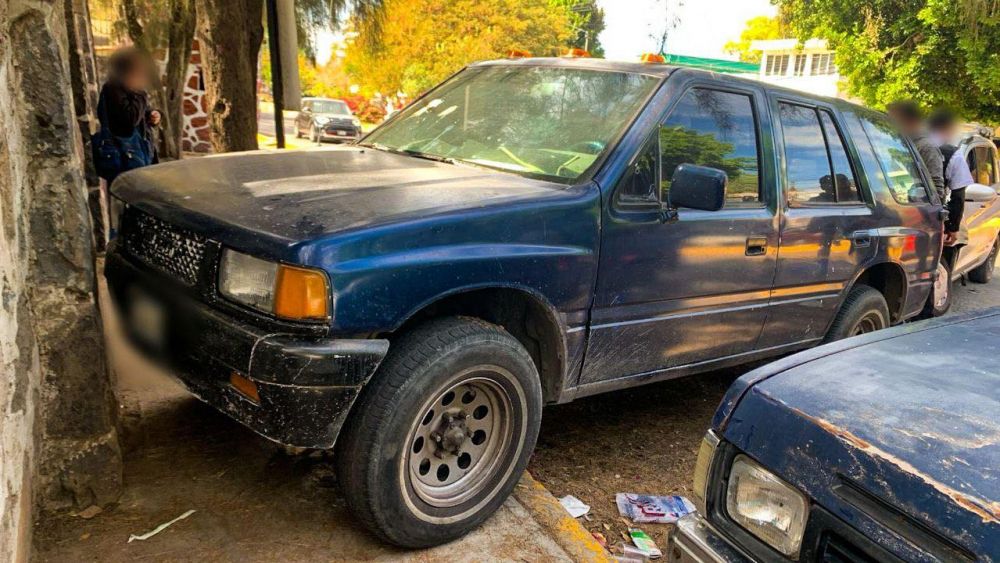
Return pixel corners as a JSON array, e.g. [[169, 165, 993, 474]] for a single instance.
[[795, 407, 1000, 525]]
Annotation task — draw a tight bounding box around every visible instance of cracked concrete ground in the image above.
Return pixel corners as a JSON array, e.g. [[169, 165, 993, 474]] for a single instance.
[[33, 265, 999, 561]]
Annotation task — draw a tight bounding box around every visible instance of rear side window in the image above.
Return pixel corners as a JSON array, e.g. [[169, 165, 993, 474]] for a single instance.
[[819, 111, 862, 202], [779, 103, 836, 204], [660, 88, 761, 207], [859, 115, 929, 204]]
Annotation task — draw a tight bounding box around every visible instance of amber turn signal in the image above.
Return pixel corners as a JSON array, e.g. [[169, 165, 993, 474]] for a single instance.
[[506, 49, 531, 58], [640, 53, 666, 64], [274, 264, 329, 320], [560, 47, 590, 58], [230, 372, 261, 403]]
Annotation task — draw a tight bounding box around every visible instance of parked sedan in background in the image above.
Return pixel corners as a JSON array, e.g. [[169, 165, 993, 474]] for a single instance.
[[295, 97, 362, 143], [669, 309, 1000, 562]]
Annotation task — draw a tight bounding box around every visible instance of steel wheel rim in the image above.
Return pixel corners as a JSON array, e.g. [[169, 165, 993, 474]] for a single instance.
[[850, 310, 885, 336], [404, 368, 515, 509], [933, 263, 950, 308]]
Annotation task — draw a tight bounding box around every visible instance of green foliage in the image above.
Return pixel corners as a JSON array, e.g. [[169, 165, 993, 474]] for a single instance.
[[548, 0, 606, 56], [777, 0, 1000, 123], [345, 0, 573, 97], [724, 16, 785, 63]]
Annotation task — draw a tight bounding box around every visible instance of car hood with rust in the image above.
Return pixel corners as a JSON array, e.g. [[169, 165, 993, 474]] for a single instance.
[[722, 310, 1000, 560], [111, 146, 570, 245]]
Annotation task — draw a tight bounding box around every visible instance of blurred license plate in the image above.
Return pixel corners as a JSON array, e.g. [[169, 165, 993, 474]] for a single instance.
[[129, 289, 164, 348], [335, 130, 348, 136]]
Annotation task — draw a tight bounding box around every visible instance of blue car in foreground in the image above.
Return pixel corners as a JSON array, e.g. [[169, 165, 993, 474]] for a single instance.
[[670, 309, 1000, 562]]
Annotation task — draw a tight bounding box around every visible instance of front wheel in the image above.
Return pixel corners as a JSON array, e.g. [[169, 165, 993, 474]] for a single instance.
[[968, 238, 998, 284], [824, 285, 890, 343], [336, 317, 542, 548]]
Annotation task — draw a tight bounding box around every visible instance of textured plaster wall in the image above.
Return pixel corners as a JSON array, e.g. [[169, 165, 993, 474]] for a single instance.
[[1, 0, 122, 559]]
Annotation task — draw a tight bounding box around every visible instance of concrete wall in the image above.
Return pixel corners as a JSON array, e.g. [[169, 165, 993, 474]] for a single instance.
[[1, 0, 121, 559]]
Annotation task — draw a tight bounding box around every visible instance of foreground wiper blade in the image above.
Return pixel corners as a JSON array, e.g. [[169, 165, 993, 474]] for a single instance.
[[361, 143, 456, 165]]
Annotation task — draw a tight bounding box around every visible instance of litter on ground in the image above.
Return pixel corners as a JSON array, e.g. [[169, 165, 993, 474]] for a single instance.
[[558, 494, 591, 518], [127, 510, 197, 543], [615, 493, 695, 524], [628, 528, 662, 559]]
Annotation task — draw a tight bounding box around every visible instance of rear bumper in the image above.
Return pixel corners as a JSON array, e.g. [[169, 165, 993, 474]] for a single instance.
[[104, 247, 388, 448], [667, 516, 752, 563]]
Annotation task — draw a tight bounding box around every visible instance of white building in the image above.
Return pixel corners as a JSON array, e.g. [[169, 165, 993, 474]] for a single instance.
[[750, 39, 840, 98]]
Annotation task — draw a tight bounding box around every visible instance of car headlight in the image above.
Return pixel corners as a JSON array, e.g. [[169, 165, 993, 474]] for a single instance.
[[726, 455, 808, 557], [219, 249, 329, 320], [109, 196, 127, 239], [351, 117, 361, 127]]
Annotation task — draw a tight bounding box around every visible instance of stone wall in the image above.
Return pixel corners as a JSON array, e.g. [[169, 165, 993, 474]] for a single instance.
[[1, 0, 122, 559]]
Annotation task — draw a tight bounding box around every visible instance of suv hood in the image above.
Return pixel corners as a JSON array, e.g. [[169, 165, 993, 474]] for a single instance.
[[723, 311, 1000, 558], [112, 147, 567, 243]]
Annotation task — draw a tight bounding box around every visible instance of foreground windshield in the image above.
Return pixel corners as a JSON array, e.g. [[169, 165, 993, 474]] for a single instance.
[[364, 66, 660, 182], [313, 100, 350, 114]]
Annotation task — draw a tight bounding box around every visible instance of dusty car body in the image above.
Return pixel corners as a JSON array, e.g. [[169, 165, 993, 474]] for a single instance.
[[105, 58, 948, 547], [670, 309, 1000, 562]]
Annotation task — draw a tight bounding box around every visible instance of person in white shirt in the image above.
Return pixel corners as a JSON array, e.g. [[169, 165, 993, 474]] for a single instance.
[[928, 109, 974, 246]]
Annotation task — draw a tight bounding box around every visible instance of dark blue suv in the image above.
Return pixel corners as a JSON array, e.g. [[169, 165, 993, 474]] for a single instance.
[[105, 58, 945, 547]]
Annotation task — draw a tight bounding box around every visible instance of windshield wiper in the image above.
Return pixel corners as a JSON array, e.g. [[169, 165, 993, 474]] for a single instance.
[[362, 142, 457, 165]]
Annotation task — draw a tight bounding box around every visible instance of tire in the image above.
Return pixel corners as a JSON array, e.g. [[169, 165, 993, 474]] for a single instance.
[[824, 285, 890, 343], [335, 316, 543, 548], [294, 127, 302, 139], [968, 238, 998, 284], [918, 261, 953, 318]]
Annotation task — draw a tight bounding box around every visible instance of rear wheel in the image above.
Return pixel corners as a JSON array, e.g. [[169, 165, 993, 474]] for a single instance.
[[824, 285, 890, 343], [968, 238, 998, 284], [919, 261, 953, 318], [336, 317, 542, 548]]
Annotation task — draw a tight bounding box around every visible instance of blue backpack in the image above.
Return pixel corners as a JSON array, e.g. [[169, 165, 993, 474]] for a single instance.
[[92, 88, 154, 182]]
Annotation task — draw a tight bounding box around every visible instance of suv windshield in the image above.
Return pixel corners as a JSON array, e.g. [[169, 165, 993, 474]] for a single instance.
[[312, 100, 350, 115], [363, 66, 660, 182]]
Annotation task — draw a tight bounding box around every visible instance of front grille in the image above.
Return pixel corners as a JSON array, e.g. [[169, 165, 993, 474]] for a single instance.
[[123, 210, 209, 286]]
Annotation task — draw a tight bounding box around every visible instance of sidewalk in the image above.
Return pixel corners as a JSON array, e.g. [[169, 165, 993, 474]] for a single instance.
[[32, 271, 580, 562]]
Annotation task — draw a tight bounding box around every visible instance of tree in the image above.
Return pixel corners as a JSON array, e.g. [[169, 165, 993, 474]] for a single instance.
[[345, 0, 572, 98], [549, 0, 606, 56], [777, 0, 1000, 122], [724, 16, 785, 63]]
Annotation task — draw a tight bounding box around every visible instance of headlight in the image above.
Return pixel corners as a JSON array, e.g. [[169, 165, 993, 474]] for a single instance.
[[109, 196, 127, 239], [219, 249, 329, 320], [726, 455, 808, 557], [351, 117, 361, 127]]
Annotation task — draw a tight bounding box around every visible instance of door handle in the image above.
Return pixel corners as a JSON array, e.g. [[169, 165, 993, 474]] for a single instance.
[[850, 231, 872, 248], [745, 236, 768, 256]]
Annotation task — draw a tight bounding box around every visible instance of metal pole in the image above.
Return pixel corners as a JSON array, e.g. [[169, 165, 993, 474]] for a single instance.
[[265, 0, 285, 149]]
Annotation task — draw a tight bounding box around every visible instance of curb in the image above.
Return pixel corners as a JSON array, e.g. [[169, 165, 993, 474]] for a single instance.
[[514, 473, 614, 563]]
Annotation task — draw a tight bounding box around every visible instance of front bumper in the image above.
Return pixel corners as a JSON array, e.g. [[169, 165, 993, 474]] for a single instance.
[[667, 516, 752, 563], [319, 128, 360, 142], [105, 247, 388, 448]]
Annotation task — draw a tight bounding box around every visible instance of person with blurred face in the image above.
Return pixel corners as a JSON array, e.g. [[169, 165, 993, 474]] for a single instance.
[[928, 108, 974, 246], [887, 100, 945, 201], [99, 47, 160, 175]]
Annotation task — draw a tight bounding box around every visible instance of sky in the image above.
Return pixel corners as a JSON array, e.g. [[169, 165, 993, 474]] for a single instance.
[[597, 0, 778, 61]]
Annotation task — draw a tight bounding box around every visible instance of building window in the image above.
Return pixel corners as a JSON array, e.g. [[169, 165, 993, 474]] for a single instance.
[[766, 54, 790, 76], [810, 53, 836, 75], [793, 54, 808, 76]]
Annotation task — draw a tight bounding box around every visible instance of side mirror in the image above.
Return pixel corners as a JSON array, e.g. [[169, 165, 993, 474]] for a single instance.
[[965, 183, 997, 203], [668, 164, 727, 212]]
